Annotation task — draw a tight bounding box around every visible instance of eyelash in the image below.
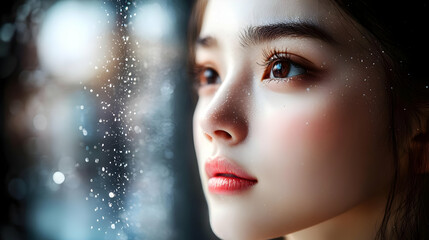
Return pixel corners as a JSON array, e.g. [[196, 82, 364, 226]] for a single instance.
[[260, 48, 289, 67], [259, 48, 307, 82]]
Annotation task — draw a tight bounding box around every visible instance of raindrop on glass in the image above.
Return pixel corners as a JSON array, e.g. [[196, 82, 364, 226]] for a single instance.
[[109, 192, 115, 198], [53, 171, 65, 184]]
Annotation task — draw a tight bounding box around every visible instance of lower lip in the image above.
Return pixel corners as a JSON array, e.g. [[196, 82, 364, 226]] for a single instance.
[[207, 176, 257, 194]]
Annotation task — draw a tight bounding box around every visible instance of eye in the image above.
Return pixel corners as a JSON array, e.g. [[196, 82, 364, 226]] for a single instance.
[[263, 59, 306, 80], [196, 67, 221, 86], [261, 52, 307, 81], [271, 60, 290, 78]]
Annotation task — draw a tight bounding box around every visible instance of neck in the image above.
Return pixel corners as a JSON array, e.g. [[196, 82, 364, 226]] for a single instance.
[[285, 192, 389, 240]]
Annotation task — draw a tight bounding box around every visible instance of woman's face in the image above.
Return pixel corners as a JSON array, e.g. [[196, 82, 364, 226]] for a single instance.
[[193, 0, 394, 239]]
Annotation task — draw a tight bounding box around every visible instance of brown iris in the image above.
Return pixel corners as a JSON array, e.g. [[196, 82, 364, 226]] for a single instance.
[[199, 68, 220, 85], [269, 60, 290, 79]]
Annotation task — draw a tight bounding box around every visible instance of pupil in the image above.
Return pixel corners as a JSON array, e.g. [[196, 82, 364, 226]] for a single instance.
[[272, 61, 289, 78]]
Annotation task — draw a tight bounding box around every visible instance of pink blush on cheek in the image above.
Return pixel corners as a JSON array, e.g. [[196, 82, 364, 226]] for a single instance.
[[254, 107, 369, 207], [252, 101, 361, 195], [258, 109, 337, 160]]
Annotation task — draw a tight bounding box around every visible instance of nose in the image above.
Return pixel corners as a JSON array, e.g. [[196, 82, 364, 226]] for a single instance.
[[198, 78, 249, 146]]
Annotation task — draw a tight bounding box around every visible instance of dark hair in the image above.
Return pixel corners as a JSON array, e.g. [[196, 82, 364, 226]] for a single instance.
[[187, 1, 429, 239], [330, 1, 429, 239]]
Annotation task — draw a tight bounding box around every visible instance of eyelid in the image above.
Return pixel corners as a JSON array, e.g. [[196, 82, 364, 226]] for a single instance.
[[193, 61, 220, 75], [193, 63, 220, 81], [259, 48, 315, 71]]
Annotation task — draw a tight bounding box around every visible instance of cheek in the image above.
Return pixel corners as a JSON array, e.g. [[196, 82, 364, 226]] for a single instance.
[[193, 101, 209, 171], [253, 92, 393, 215], [256, 99, 341, 169], [192, 98, 219, 178]]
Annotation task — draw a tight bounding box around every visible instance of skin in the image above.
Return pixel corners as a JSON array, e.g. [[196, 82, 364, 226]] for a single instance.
[[192, 0, 395, 239]]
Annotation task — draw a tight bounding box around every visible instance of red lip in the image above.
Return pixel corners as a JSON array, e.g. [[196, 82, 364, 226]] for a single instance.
[[205, 156, 257, 194]]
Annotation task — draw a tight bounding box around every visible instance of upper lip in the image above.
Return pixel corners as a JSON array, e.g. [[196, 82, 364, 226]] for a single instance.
[[205, 156, 257, 181]]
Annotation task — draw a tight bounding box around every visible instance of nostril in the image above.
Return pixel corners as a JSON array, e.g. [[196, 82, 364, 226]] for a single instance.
[[204, 133, 213, 141], [214, 130, 232, 140]]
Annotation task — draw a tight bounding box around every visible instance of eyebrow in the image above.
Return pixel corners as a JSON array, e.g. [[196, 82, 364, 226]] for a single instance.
[[196, 21, 337, 49]]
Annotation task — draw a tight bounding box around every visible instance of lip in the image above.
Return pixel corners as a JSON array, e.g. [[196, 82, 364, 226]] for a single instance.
[[205, 156, 257, 194]]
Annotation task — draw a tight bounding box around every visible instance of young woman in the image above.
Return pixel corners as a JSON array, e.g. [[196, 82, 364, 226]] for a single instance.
[[188, 0, 429, 239]]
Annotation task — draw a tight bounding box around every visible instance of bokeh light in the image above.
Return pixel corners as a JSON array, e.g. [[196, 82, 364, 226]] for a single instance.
[[37, 1, 112, 84], [1, 0, 214, 239], [52, 171, 65, 184]]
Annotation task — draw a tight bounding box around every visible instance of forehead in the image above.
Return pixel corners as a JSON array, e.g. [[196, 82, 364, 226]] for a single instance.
[[199, 0, 361, 48], [201, 0, 321, 34]]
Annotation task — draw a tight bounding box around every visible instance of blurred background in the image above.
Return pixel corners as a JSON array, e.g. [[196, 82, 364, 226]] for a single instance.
[[0, 0, 217, 239]]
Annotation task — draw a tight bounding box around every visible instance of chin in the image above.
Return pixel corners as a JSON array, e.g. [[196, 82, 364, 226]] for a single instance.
[[207, 205, 285, 240]]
